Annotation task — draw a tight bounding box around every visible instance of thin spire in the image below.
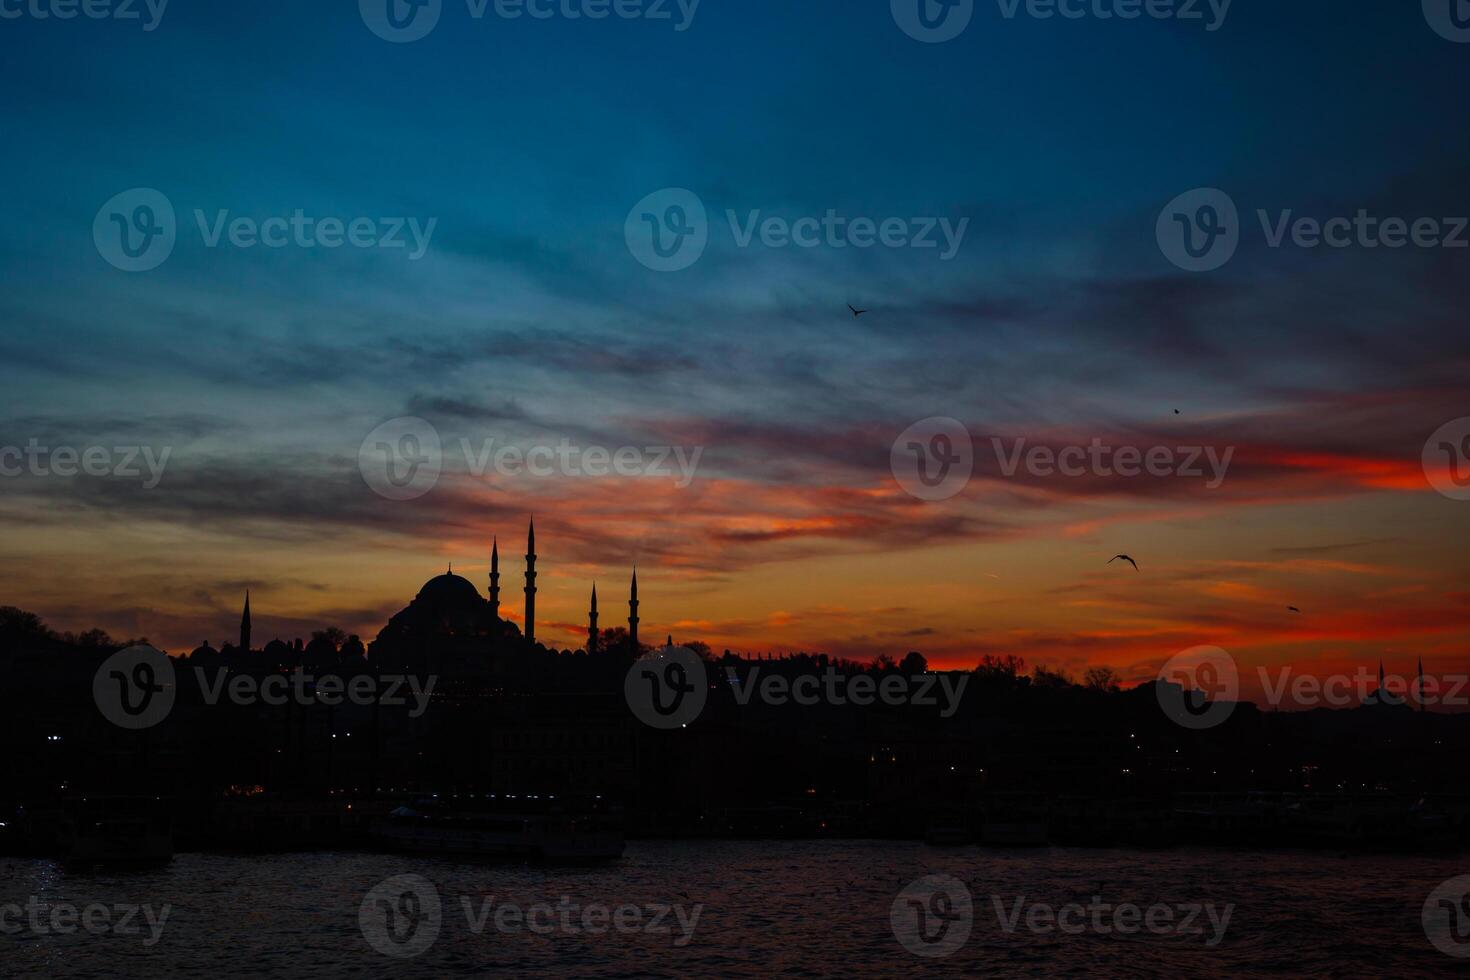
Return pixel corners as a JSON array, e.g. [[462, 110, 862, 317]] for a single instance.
[[488, 536, 501, 616], [239, 590, 252, 653], [587, 580, 600, 655], [524, 518, 537, 645], [627, 564, 640, 650]]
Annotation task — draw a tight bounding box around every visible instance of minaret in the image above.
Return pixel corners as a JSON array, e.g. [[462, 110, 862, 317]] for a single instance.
[[239, 590, 252, 653], [523, 519, 537, 645], [628, 566, 639, 651], [587, 583, 599, 654], [488, 537, 501, 618]]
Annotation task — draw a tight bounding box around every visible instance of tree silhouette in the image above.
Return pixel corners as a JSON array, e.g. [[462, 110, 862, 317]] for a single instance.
[[1084, 666, 1121, 692]]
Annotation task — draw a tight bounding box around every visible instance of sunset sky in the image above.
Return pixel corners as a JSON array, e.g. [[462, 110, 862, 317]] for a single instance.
[[2, 2, 1468, 702]]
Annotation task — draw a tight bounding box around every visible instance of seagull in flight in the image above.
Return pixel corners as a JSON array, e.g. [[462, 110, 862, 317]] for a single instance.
[[847, 304, 868, 318], [1108, 555, 1138, 571]]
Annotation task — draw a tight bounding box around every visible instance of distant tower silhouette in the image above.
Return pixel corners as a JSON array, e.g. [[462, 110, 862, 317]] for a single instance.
[[1418, 657, 1426, 712], [489, 537, 501, 618], [1370, 658, 1402, 706], [628, 567, 640, 651], [587, 583, 599, 654], [524, 519, 537, 645], [239, 591, 251, 653]]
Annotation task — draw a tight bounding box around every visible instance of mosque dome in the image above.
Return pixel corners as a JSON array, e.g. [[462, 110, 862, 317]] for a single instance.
[[415, 571, 483, 609], [393, 570, 490, 638]]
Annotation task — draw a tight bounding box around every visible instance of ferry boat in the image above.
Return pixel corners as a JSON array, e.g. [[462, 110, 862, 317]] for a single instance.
[[924, 823, 971, 846], [980, 794, 1050, 846], [980, 820, 1049, 846], [924, 806, 972, 846], [60, 797, 173, 867], [371, 799, 624, 863]]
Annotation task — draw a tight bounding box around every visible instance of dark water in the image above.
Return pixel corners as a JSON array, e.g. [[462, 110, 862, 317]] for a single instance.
[[2, 841, 1464, 977]]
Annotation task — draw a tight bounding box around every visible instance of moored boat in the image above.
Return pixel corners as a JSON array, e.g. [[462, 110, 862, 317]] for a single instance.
[[60, 797, 173, 868], [370, 799, 624, 863]]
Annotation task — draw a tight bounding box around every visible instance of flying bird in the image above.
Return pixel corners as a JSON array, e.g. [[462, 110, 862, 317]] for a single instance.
[[1109, 555, 1139, 571], [1174, 409, 1181, 414], [1288, 606, 1301, 613], [847, 304, 868, 317]]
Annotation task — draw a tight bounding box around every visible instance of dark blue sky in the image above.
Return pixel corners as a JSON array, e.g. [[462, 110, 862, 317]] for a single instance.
[[3, 3, 1466, 403]]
